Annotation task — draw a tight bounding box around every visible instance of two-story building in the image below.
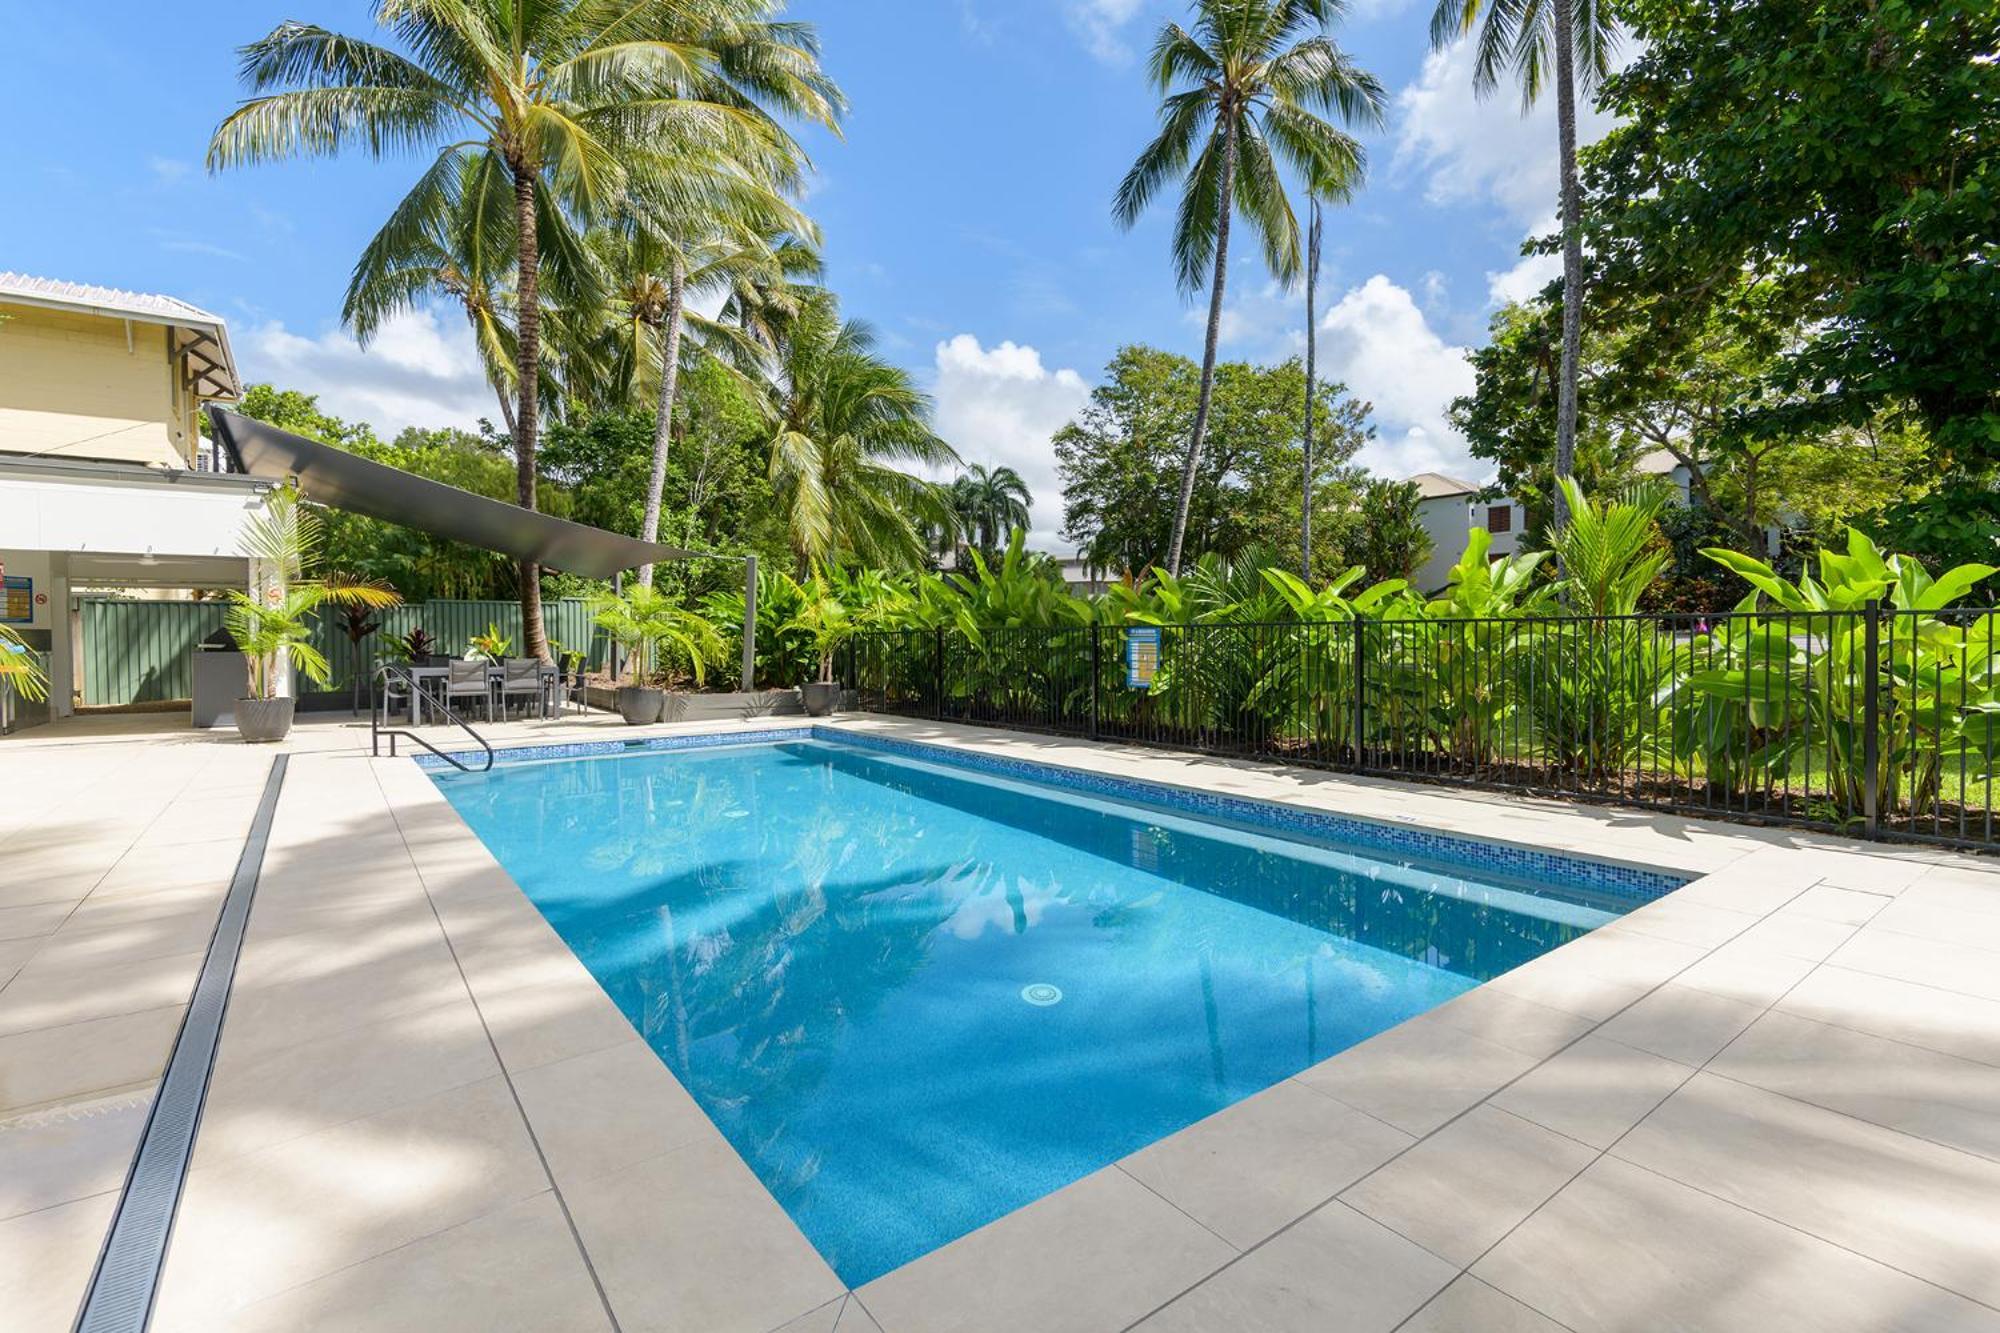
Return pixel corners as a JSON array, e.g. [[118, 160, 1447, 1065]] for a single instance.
[[0, 273, 264, 723]]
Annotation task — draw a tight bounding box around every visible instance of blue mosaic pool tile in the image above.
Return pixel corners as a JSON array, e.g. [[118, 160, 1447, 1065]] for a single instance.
[[419, 724, 1687, 902]]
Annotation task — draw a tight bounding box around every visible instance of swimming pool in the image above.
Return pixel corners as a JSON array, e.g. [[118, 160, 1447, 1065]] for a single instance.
[[433, 732, 1673, 1285]]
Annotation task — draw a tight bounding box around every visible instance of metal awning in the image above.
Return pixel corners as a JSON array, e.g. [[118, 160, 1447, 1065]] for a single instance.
[[207, 407, 698, 580]]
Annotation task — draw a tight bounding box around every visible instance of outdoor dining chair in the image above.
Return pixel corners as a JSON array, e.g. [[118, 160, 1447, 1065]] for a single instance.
[[498, 657, 546, 720], [444, 658, 494, 722]]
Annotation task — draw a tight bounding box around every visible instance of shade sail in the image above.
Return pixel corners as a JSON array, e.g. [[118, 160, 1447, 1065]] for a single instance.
[[208, 407, 701, 579]]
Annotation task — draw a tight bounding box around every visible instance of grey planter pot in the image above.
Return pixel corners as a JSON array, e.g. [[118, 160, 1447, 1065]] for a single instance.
[[800, 681, 840, 717], [235, 696, 296, 743], [616, 686, 665, 725]]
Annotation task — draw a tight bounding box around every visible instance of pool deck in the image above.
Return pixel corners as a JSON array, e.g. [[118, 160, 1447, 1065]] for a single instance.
[[6, 708, 2000, 1331]]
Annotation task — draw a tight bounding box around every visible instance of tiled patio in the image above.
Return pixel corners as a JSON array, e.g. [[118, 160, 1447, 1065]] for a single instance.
[[6, 708, 2000, 1331]]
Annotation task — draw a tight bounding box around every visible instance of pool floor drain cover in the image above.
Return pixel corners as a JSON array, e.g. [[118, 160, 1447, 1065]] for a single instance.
[[1021, 983, 1062, 1006]]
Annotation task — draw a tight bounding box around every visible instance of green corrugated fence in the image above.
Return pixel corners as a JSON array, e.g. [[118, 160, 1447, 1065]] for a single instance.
[[78, 597, 606, 706]]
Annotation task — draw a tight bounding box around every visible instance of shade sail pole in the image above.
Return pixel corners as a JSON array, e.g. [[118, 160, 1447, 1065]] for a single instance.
[[741, 555, 756, 692]]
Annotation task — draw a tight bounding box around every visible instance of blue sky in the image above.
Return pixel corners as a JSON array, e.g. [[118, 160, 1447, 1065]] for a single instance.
[[2, 0, 1607, 545]]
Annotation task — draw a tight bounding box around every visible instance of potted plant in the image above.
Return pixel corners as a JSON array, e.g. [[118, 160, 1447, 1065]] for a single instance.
[[466, 622, 514, 662], [226, 486, 399, 743], [589, 586, 723, 724], [786, 570, 857, 717]]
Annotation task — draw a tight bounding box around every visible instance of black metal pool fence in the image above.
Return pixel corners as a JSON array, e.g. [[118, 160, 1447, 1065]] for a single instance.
[[844, 604, 2000, 850]]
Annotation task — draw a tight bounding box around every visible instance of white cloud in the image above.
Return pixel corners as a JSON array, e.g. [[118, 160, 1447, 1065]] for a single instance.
[[1393, 39, 1620, 227], [930, 335, 1092, 549], [1318, 275, 1477, 479], [1486, 249, 1562, 307], [239, 306, 504, 436], [1064, 0, 1147, 62]]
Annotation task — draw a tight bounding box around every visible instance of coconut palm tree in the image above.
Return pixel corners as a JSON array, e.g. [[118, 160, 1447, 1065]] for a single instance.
[[342, 153, 592, 437], [592, 181, 814, 587], [950, 464, 1033, 557], [764, 294, 961, 573], [1298, 156, 1364, 578], [1115, 0, 1384, 576], [209, 0, 842, 659], [1430, 0, 1618, 536]]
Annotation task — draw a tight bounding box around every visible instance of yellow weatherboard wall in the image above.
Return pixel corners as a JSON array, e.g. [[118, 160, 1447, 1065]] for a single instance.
[[0, 302, 194, 467]]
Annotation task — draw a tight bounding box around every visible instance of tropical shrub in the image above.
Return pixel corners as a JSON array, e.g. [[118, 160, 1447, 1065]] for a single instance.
[[227, 488, 400, 700], [591, 586, 724, 689]]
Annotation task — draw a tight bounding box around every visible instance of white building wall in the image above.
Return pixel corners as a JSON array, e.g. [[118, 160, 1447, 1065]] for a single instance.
[[0, 470, 266, 557], [1413, 495, 1471, 593]]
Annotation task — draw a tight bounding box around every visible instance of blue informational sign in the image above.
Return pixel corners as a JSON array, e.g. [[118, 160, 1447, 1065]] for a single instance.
[[1125, 627, 1160, 690], [0, 576, 30, 625]]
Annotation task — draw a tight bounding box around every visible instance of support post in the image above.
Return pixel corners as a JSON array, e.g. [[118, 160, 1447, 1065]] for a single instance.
[[1089, 624, 1102, 741], [933, 626, 945, 722], [740, 555, 757, 693], [1351, 614, 1367, 772], [610, 571, 623, 683], [1863, 599, 1881, 839]]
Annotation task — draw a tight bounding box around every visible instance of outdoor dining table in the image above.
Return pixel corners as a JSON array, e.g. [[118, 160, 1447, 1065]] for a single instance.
[[402, 662, 560, 724]]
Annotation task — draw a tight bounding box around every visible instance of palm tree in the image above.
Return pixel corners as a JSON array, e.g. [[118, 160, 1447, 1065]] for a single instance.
[[950, 464, 1033, 556], [210, 1, 842, 659], [1430, 0, 1617, 536], [342, 153, 591, 437], [1115, 0, 1384, 576], [1299, 157, 1363, 578], [593, 184, 814, 587], [765, 294, 962, 573]]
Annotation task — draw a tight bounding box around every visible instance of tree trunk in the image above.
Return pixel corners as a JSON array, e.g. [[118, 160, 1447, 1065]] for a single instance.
[[1302, 196, 1321, 579], [637, 262, 687, 589], [511, 163, 549, 661], [1166, 120, 1239, 577], [1551, 0, 1584, 538]]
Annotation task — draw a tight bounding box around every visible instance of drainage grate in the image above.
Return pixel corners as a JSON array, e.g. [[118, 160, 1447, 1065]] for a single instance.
[[73, 754, 287, 1333]]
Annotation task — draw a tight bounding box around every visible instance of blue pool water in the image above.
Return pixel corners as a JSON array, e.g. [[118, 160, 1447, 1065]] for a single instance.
[[434, 737, 1634, 1284]]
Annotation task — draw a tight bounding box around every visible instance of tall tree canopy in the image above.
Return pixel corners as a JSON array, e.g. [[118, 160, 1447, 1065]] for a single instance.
[[1580, 0, 1998, 564], [1115, 0, 1383, 575], [1056, 346, 1373, 578]]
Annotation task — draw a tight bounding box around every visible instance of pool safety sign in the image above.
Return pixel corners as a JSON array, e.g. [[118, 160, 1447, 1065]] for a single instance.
[[1125, 627, 1160, 689]]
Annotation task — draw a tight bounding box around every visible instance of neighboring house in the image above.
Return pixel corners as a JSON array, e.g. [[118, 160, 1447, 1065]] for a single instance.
[[1052, 553, 1113, 599], [1409, 473, 1523, 594], [0, 274, 257, 721]]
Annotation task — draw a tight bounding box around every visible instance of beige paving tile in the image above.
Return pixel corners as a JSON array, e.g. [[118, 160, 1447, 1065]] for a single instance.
[[510, 1039, 717, 1186], [774, 1299, 846, 1333], [152, 1076, 550, 1324], [1829, 927, 2000, 1002], [1399, 1275, 1569, 1333], [0, 1191, 119, 1333], [0, 947, 203, 1035], [1294, 1014, 1540, 1136], [477, 974, 639, 1073], [0, 1004, 184, 1113], [1785, 884, 1892, 925], [218, 932, 470, 1064], [194, 997, 501, 1166], [1596, 980, 1766, 1067], [1118, 1078, 1412, 1249], [171, 1192, 612, 1333], [1614, 895, 1761, 949], [1481, 943, 1659, 1022], [836, 1299, 886, 1333], [1134, 1202, 1454, 1333], [1416, 984, 1597, 1059], [1341, 1104, 1595, 1267], [0, 1086, 151, 1221], [1714, 1010, 2000, 1160], [1492, 1034, 1695, 1149], [1870, 895, 2000, 953], [1613, 1073, 2000, 1307], [1673, 938, 1818, 1007], [1728, 911, 1859, 962], [1778, 966, 2000, 1068], [859, 1166, 1231, 1333], [0, 901, 77, 944], [1477, 1155, 2000, 1333], [566, 1137, 844, 1333], [1900, 871, 2000, 919], [1666, 865, 1817, 916]]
